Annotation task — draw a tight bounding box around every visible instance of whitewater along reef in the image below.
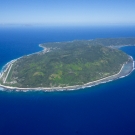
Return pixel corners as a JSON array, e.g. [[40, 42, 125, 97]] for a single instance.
[[0, 38, 135, 91]]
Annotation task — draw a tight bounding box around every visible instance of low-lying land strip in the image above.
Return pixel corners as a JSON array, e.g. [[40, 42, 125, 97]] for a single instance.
[[0, 60, 16, 83], [3, 63, 13, 83]]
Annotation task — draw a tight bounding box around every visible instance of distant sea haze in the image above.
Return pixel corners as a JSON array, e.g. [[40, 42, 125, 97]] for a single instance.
[[0, 26, 135, 135]]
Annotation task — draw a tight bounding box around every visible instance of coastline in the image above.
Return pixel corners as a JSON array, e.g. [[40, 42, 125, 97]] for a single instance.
[[0, 44, 134, 92], [0, 56, 134, 92], [0, 44, 48, 80]]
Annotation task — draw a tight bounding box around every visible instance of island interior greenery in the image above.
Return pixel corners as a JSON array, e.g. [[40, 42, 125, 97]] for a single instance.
[[1, 37, 134, 88]]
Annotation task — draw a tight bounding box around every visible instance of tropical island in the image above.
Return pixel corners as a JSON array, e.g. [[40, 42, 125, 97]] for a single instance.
[[0, 38, 135, 91]]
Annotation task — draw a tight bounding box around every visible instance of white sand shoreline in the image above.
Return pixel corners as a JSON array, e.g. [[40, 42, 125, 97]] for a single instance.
[[0, 45, 134, 92], [0, 57, 134, 92]]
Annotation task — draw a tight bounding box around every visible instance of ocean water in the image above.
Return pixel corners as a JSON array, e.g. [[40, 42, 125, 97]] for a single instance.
[[0, 26, 135, 135]]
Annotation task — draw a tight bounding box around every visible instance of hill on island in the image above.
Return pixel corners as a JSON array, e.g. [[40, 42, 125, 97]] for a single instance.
[[3, 40, 129, 88]]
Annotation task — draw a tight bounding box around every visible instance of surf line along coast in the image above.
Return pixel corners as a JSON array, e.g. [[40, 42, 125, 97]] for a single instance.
[[0, 53, 134, 91]]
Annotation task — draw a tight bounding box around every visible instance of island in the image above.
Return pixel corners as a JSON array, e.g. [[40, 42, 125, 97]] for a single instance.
[[0, 38, 135, 91]]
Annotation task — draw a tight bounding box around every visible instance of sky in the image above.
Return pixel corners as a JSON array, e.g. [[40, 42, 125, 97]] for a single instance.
[[0, 0, 135, 26]]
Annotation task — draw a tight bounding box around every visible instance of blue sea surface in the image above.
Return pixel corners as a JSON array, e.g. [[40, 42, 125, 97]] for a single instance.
[[0, 26, 135, 135]]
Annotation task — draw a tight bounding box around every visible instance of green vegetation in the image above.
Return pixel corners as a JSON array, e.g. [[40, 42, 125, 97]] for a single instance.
[[3, 39, 129, 88], [92, 38, 135, 46], [41, 38, 135, 48]]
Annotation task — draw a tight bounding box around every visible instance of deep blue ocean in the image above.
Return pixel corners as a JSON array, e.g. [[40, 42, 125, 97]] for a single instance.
[[0, 25, 135, 135]]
